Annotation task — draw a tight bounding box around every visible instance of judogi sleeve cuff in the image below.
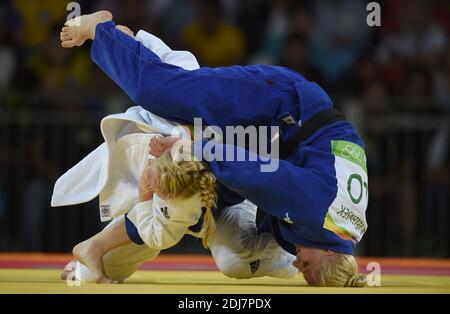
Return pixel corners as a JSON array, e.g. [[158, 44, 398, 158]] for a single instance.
[[125, 214, 144, 245], [125, 200, 153, 245]]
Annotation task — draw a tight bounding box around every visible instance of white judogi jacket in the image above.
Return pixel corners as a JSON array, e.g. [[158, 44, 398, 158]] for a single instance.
[[51, 30, 205, 249]]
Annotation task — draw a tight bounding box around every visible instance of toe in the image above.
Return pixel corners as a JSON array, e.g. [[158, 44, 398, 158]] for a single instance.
[[61, 28, 75, 38], [99, 10, 113, 21], [62, 39, 74, 48], [60, 260, 77, 280], [116, 25, 134, 37], [60, 33, 71, 40], [60, 271, 70, 280]]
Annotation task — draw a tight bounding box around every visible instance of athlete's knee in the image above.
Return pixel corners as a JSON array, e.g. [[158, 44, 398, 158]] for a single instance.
[[101, 246, 157, 283], [102, 259, 136, 282], [213, 248, 259, 279], [216, 258, 252, 279], [104, 269, 131, 282]]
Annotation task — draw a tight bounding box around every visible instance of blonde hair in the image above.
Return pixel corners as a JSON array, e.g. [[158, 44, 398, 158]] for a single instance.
[[154, 151, 217, 248], [318, 253, 367, 287]]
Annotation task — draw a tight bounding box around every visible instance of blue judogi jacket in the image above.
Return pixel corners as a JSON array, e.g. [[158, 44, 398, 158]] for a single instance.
[[91, 21, 365, 255]]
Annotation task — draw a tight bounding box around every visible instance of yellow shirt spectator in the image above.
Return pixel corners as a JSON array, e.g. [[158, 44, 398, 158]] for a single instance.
[[14, 0, 67, 46], [182, 21, 246, 67]]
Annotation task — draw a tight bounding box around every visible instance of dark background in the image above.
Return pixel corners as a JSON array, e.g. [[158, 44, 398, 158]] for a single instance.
[[0, 0, 449, 257]]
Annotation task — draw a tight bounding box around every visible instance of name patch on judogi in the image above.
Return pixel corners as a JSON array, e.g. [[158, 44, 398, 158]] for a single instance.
[[323, 140, 368, 243]]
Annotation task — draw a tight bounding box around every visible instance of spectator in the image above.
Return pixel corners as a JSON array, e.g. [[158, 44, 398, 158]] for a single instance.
[[244, 1, 313, 65], [288, 2, 313, 38], [13, 0, 67, 47], [0, 1, 19, 93], [433, 48, 450, 112], [376, 0, 448, 66], [362, 80, 390, 116], [279, 33, 319, 81], [258, 0, 291, 63], [0, 31, 16, 93], [309, 0, 370, 86], [238, 0, 272, 59], [19, 136, 59, 251], [401, 67, 434, 112], [182, 0, 246, 67], [151, 0, 197, 46]]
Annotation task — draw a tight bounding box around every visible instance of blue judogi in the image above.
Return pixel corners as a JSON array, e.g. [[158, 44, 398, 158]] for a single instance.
[[90, 21, 367, 255]]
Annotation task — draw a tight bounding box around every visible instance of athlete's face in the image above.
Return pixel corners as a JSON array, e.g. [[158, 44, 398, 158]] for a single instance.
[[293, 245, 335, 286]]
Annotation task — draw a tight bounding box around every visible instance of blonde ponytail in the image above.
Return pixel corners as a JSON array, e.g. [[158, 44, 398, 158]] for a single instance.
[[198, 171, 217, 248], [345, 274, 368, 288], [154, 151, 217, 248], [318, 253, 367, 287]]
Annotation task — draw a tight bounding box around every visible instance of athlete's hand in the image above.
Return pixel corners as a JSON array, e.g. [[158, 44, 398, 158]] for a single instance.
[[149, 136, 181, 158], [115, 25, 135, 38]]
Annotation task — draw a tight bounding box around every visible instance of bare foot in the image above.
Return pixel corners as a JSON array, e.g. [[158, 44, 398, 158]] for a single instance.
[[60, 259, 77, 280], [116, 25, 135, 38], [60, 10, 113, 48], [72, 240, 117, 284]]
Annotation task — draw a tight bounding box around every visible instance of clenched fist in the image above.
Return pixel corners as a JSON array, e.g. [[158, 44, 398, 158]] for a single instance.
[[149, 136, 181, 158]]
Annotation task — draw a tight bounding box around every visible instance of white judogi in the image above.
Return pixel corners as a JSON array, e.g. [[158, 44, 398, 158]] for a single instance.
[[51, 29, 196, 218], [52, 30, 297, 282]]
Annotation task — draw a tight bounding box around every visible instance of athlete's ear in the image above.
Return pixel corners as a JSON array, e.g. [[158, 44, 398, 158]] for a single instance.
[[324, 250, 335, 256]]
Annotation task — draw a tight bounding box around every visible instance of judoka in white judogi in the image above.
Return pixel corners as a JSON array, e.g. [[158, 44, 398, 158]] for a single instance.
[[52, 30, 297, 282]]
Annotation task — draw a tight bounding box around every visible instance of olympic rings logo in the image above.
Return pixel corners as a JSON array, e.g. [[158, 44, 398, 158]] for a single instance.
[[342, 145, 363, 160]]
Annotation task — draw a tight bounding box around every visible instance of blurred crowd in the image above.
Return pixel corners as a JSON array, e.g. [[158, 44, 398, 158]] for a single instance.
[[1, 0, 450, 112], [0, 0, 449, 256]]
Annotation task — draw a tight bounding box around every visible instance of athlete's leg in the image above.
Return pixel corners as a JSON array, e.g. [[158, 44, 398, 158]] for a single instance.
[[209, 200, 297, 279], [61, 13, 281, 127], [71, 214, 132, 283], [62, 216, 160, 283]]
